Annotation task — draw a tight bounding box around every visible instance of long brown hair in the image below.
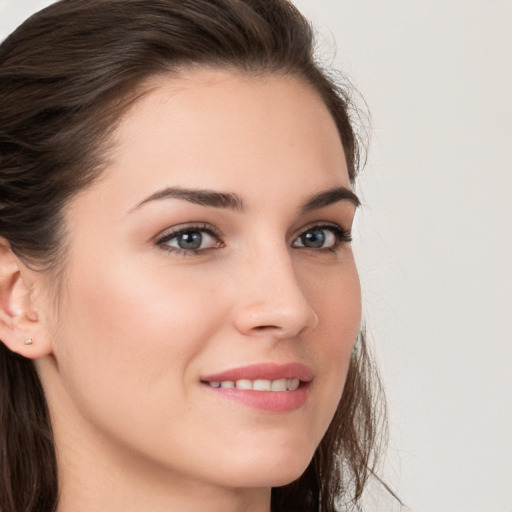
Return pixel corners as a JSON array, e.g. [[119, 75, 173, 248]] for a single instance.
[[0, 1, 387, 510]]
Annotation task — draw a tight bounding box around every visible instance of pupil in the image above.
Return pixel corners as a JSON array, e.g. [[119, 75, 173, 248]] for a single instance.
[[178, 231, 202, 249], [302, 230, 325, 248]]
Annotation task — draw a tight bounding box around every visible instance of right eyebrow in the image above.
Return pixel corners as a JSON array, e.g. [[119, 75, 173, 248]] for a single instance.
[[129, 187, 245, 213], [299, 186, 360, 214]]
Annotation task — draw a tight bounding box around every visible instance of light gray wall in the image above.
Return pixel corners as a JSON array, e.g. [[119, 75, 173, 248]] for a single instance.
[[0, 0, 56, 36], [2, 1, 511, 511]]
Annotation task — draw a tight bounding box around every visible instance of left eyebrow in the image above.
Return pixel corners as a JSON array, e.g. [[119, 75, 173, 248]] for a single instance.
[[300, 186, 360, 213]]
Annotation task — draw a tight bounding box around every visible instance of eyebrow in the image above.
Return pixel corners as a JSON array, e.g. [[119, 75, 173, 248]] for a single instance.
[[299, 186, 360, 213], [131, 185, 359, 213], [131, 187, 245, 212]]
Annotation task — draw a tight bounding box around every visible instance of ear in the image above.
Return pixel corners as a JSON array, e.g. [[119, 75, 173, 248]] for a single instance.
[[0, 239, 53, 359]]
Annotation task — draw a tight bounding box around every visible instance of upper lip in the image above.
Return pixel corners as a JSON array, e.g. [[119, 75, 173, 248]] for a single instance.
[[201, 362, 313, 383]]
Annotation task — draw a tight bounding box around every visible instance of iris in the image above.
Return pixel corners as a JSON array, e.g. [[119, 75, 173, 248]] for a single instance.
[[301, 229, 326, 248]]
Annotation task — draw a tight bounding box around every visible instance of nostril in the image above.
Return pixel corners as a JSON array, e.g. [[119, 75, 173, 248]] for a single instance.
[[253, 325, 279, 331]]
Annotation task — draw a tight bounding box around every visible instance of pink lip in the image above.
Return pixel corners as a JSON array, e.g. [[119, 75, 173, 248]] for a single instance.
[[201, 362, 313, 383], [200, 363, 313, 413]]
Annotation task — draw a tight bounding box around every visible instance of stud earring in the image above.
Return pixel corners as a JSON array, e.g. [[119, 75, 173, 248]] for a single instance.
[[24, 338, 33, 345]]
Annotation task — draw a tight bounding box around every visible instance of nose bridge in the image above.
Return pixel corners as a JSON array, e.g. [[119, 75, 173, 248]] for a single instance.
[[232, 240, 319, 338]]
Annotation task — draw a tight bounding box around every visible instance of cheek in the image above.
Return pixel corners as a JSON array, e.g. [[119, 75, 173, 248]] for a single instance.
[[306, 254, 361, 354], [298, 253, 361, 440], [53, 256, 225, 417]]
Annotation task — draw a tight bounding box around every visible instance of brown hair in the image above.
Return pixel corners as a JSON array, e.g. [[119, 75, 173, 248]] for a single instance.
[[0, 1, 387, 510]]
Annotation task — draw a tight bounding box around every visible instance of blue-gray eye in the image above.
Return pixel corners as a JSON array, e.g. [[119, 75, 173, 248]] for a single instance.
[[176, 231, 203, 249], [293, 225, 348, 249], [160, 229, 217, 251], [300, 229, 327, 248]]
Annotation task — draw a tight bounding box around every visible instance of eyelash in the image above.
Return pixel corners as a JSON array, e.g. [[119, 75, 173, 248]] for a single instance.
[[156, 223, 223, 256], [155, 222, 352, 257], [292, 223, 352, 253]]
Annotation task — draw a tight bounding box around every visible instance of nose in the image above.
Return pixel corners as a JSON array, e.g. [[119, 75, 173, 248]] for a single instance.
[[232, 248, 319, 339]]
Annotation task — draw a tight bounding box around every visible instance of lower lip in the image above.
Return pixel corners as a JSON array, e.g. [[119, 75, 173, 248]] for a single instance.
[[203, 383, 310, 412]]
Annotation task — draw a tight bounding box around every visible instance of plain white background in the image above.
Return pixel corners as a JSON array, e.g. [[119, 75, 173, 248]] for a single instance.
[[1, 1, 511, 511]]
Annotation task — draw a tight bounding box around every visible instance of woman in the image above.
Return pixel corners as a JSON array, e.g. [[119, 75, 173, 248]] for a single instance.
[[0, 1, 387, 510]]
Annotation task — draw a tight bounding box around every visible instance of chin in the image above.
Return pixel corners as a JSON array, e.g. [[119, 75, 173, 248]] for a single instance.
[[213, 442, 315, 489], [225, 464, 311, 489]]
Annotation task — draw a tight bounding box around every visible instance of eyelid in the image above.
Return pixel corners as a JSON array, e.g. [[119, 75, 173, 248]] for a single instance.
[[155, 222, 224, 255], [291, 222, 352, 249]]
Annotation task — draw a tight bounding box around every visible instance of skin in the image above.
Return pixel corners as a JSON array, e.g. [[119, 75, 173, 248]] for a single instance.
[[2, 70, 361, 512]]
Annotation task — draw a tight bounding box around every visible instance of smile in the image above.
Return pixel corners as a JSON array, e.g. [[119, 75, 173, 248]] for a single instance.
[[206, 378, 301, 391], [200, 363, 312, 412]]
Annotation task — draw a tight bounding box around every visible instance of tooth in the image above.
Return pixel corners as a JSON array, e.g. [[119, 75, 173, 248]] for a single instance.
[[213, 378, 301, 391], [253, 379, 271, 391], [235, 379, 253, 390], [271, 378, 287, 391], [287, 378, 300, 391]]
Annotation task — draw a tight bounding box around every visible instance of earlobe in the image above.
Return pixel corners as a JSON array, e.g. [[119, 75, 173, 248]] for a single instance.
[[0, 240, 52, 359]]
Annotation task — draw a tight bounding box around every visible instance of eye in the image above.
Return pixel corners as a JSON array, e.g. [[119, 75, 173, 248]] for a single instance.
[[292, 224, 352, 251], [156, 224, 223, 255]]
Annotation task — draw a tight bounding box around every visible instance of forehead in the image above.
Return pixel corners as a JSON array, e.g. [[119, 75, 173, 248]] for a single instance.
[[114, 70, 346, 181], [71, 69, 350, 220]]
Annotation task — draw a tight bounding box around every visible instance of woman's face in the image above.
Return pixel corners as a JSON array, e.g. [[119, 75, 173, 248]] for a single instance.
[[39, 70, 361, 491]]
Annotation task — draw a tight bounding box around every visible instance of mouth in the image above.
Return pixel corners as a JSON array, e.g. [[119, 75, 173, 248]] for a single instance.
[[200, 363, 312, 412]]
